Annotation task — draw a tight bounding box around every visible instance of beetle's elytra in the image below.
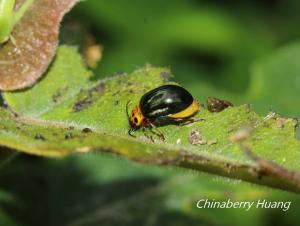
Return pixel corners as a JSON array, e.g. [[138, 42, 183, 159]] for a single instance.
[[126, 84, 200, 139]]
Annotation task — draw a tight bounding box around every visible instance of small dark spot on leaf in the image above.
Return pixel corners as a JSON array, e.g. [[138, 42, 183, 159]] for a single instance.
[[73, 82, 106, 112], [68, 126, 75, 130], [89, 82, 105, 95], [114, 100, 119, 106], [82, 128, 92, 133], [52, 86, 69, 103], [65, 133, 73, 139], [207, 97, 233, 113], [35, 133, 45, 141], [73, 97, 93, 112]]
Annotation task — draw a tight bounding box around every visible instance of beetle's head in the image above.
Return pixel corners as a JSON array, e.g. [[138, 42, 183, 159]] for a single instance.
[[129, 105, 145, 128], [126, 101, 145, 130]]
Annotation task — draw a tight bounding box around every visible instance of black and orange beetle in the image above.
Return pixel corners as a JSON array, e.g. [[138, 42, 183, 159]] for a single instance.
[[126, 84, 201, 140]]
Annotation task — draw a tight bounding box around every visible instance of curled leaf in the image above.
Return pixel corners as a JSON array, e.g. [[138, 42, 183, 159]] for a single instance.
[[0, 0, 79, 90]]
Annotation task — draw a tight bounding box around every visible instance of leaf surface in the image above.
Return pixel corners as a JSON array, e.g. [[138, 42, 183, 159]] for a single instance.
[[247, 42, 300, 117], [2, 46, 300, 193]]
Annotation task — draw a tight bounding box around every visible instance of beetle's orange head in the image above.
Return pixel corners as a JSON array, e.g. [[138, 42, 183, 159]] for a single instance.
[[126, 100, 146, 130], [129, 105, 145, 128]]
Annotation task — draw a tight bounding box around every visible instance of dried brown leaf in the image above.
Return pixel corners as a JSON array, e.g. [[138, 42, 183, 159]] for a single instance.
[[0, 0, 79, 90]]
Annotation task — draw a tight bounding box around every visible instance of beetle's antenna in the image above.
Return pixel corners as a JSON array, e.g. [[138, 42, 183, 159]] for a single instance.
[[126, 101, 136, 137], [126, 100, 132, 119]]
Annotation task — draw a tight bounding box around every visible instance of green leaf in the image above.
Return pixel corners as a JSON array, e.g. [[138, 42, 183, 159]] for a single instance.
[[2, 46, 300, 193], [247, 42, 300, 117]]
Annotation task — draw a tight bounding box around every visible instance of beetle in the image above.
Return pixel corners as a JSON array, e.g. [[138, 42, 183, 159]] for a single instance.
[[126, 84, 201, 140], [0, 0, 33, 44]]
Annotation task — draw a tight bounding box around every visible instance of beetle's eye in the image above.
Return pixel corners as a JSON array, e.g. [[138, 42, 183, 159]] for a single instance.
[[134, 117, 138, 123]]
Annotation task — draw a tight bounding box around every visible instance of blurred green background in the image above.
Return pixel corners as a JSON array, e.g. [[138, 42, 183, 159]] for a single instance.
[[1, 0, 300, 225]]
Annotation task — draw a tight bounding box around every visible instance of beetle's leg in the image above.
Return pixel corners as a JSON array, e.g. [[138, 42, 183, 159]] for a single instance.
[[142, 127, 154, 142], [149, 122, 165, 141], [149, 128, 165, 141], [129, 127, 155, 142], [126, 100, 132, 119], [188, 117, 205, 123], [176, 117, 205, 126], [128, 128, 136, 137]]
